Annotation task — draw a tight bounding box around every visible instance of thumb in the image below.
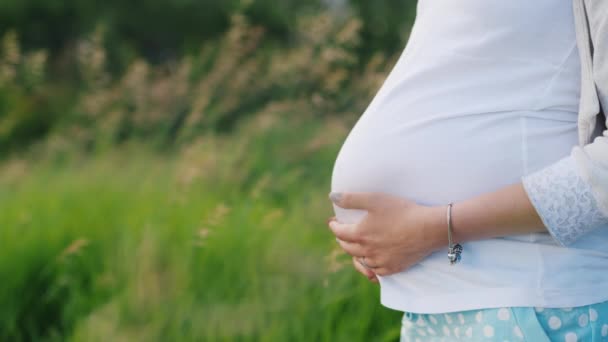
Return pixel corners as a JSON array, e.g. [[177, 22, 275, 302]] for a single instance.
[[329, 192, 380, 211]]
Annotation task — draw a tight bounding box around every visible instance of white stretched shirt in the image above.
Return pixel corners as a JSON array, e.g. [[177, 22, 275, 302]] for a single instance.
[[330, 0, 608, 313]]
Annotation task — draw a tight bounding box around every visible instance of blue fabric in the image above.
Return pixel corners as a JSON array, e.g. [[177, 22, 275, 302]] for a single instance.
[[400, 300, 608, 341]]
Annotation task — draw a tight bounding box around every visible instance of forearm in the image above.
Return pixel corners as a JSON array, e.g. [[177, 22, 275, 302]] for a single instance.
[[426, 182, 547, 250]]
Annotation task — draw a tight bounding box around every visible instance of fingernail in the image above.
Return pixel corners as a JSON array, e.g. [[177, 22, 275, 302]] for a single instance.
[[329, 192, 342, 203]]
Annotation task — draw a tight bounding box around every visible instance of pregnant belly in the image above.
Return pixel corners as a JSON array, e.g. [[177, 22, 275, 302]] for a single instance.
[[330, 111, 578, 225]]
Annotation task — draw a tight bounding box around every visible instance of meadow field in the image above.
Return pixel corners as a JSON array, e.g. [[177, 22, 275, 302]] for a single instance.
[[0, 3, 416, 340], [0, 115, 404, 341]]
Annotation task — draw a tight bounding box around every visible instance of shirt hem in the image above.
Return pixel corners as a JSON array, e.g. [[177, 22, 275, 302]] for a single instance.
[[380, 286, 608, 314]]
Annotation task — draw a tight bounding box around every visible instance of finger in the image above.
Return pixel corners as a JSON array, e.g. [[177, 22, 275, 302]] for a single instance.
[[329, 192, 382, 211], [360, 256, 381, 269], [373, 268, 394, 277], [328, 220, 360, 243], [326, 216, 336, 225], [336, 238, 365, 257], [352, 256, 377, 280]]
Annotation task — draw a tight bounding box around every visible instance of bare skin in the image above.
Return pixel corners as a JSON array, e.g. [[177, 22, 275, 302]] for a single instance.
[[327, 182, 546, 280]]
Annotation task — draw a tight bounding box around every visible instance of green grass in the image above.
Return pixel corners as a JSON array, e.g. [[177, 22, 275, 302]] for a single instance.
[[0, 115, 403, 341]]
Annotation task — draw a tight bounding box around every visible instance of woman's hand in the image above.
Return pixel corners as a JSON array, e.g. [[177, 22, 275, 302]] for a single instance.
[[328, 182, 550, 279], [327, 215, 379, 283], [327, 192, 446, 277]]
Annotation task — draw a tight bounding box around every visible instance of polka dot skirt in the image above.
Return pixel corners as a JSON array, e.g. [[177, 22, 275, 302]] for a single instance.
[[400, 300, 608, 341]]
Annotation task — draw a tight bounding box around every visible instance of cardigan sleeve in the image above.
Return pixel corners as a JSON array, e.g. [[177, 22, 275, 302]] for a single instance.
[[523, 0, 608, 247], [521, 155, 608, 246]]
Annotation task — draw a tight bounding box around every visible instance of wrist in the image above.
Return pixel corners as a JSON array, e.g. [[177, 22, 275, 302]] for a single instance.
[[422, 204, 450, 252]]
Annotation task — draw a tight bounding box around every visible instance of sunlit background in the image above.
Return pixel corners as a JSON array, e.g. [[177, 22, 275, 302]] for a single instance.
[[0, 1, 417, 340]]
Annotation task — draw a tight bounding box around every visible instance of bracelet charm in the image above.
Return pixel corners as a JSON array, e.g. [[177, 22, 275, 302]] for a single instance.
[[448, 243, 463, 265]]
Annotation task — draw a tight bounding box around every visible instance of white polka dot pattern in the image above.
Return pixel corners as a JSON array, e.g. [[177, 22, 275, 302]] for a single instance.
[[465, 326, 473, 338], [399, 302, 608, 342], [513, 325, 524, 339], [497, 308, 510, 321], [548, 316, 562, 330], [589, 308, 598, 322], [458, 313, 465, 324], [483, 325, 494, 338], [565, 332, 578, 342], [416, 317, 425, 327], [578, 313, 588, 327]]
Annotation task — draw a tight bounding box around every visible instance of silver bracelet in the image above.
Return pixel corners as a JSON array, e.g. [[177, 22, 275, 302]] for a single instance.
[[447, 203, 463, 265]]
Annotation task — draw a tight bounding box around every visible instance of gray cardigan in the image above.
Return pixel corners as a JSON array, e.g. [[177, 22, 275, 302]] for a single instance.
[[521, 0, 608, 246]]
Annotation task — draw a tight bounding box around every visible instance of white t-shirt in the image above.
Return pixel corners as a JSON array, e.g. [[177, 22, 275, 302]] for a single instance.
[[330, 0, 608, 313]]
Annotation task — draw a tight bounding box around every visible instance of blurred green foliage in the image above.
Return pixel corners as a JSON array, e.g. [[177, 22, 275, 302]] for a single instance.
[[0, 0, 415, 62], [0, 115, 403, 341], [0, 1, 419, 340], [350, 0, 418, 57], [0, 1, 416, 158], [0, 0, 322, 65]]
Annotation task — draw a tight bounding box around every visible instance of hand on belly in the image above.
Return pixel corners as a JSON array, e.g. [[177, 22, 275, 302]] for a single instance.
[[326, 191, 445, 277]]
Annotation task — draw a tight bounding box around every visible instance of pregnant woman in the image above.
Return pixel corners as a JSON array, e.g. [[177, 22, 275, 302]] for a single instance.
[[328, 0, 608, 341]]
